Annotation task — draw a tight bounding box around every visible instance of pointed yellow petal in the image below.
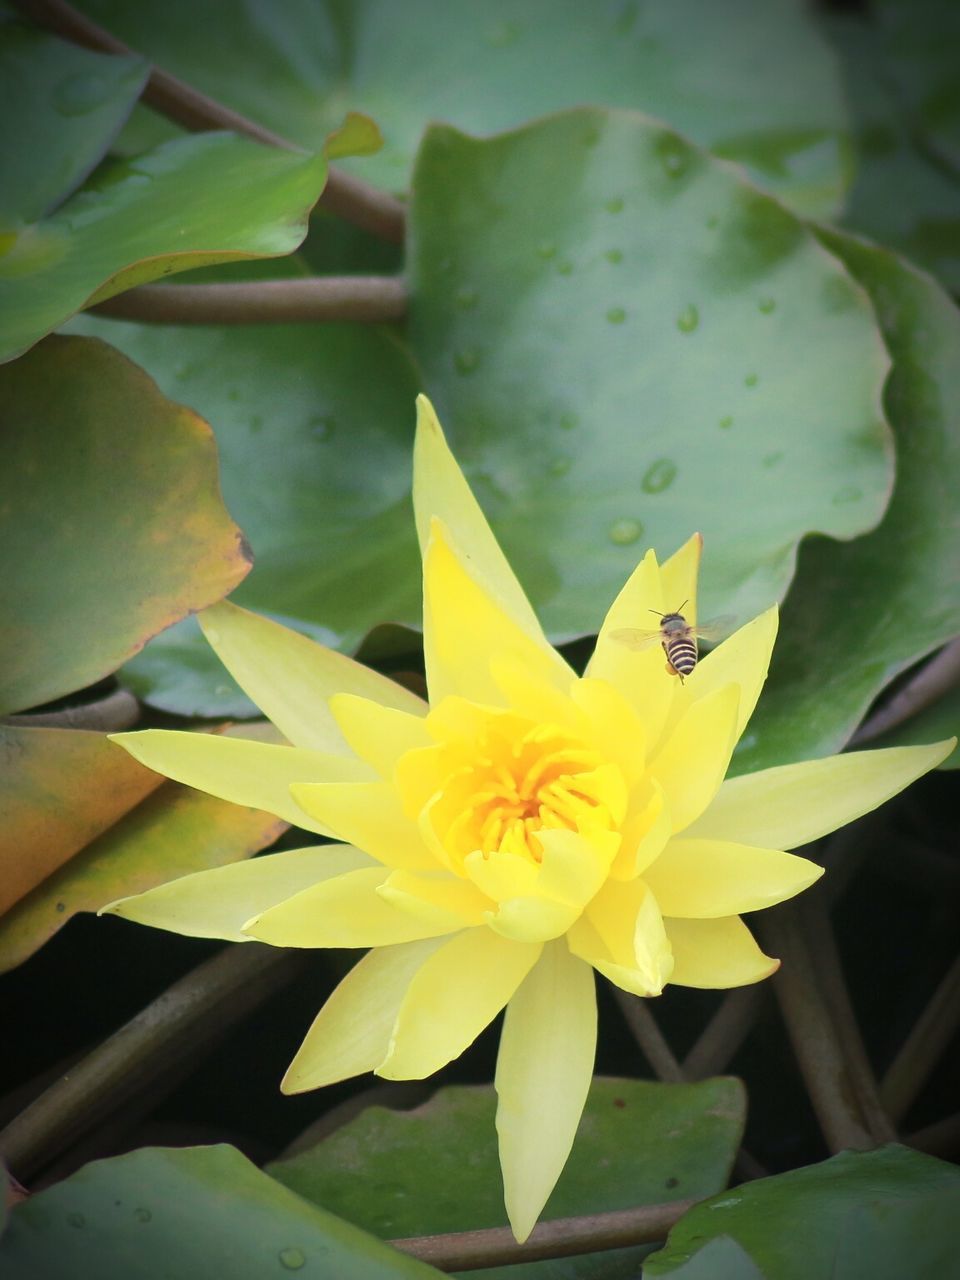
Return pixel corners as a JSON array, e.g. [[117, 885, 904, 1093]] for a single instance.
[[687, 740, 955, 849], [199, 601, 426, 752], [677, 605, 778, 741], [291, 780, 435, 869], [111, 730, 370, 836], [609, 779, 671, 880], [423, 518, 573, 705], [664, 915, 779, 988], [378, 868, 491, 928], [329, 693, 434, 778], [413, 394, 546, 645], [376, 929, 541, 1079], [537, 828, 620, 907], [649, 683, 740, 832], [643, 838, 823, 918], [571, 677, 647, 786], [568, 878, 673, 995], [242, 866, 464, 947], [496, 942, 597, 1243], [486, 896, 582, 943], [586, 549, 674, 749], [489, 651, 587, 738], [659, 533, 703, 628], [100, 845, 373, 941], [464, 848, 540, 901], [281, 937, 446, 1093]]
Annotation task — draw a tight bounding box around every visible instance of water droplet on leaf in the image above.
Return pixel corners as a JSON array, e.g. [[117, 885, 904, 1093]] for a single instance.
[[762, 451, 784, 468], [66, 1212, 85, 1228], [556, 259, 573, 275], [676, 304, 699, 333], [758, 296, 776, 314], [559, 412, 579, 430], [278, 1247, 306, 1270], [605, 248, 623, 263], [309, 414, 335, 440], [455, 286, 478, 309], [548, 455, 571, 477], [606, 307, 626, 324], [744, 373, 759, 387], [605, 197, 624, 213], [832, 485, 862, 504], [537, 240, 557, 259], [641, 458, 677, 493], [134, 1207, 152, 1223], [608, 518, 644, 545], [719, 415, 733, 429], [454, 349, 480, 375]]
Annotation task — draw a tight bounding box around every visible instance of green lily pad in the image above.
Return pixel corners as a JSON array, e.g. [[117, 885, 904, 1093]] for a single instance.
[[77, 0, 851, 217], [0, 335, 250, 716], [643, 1145, 960, 1278], [65, 313, 422, 714], [0, 1144, 442, 1279], [0, 17, 147, 225], [0, 121, 328, 361], [734, 236, 960, 774], [868, 680, 960, 768], [408, 110, 892, 637], [0, 726, 161, 919], [269, 1078, 745, 1279], [826, 13, 960, 292]]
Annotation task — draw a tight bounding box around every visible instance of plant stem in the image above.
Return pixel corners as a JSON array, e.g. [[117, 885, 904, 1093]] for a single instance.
[[880, 953, 960, 1124], [682, 987, 765, 1080], [11, 0, 406, 243], [92, 278, 408, 325], [852, 638, 960, 744], [610, 989, 684, 1082], [389, 1198, 698, 1271], [0, 943, 305, 1181]]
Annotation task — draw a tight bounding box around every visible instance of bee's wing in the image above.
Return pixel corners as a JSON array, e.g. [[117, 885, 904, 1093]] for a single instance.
[[608, 626, 663, 652], [694, 615, 736, 644]]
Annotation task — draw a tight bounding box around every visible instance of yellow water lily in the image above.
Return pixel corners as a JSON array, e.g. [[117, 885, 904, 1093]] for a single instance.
[[105, 396, 951, 1241]]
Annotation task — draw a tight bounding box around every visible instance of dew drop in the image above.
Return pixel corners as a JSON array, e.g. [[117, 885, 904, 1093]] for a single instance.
[[215, 684, 232, 697], [832, 485, 862, 504], [487, 20, 520, 47], [556, 259, 574, 275], [608, 518, 644, 546], [605, 248, 623, 264], [134, 1207, 152, 1224], [454, 285, 478, 309], [548, 454, 572, 477], [227, 387, 241, 402], [605, 197, 624, 214], [309, 414, 335, 440], [249, 414, 263, 433], [454, 349, 480, 375], [66, 1212, 86, 1229], [744, 372, 759, 387], [641, 458, 677, 493], [658, 137, 689, 178], [676, 303, 699, 334], [606, 306, 627, 324], [55, 72, 110, 116], [762, 450, 784, 468], [278, 1246, 306, 1270], [582, 125, 600, 148], [56, 900, 65, 912], [758, 296, 776, 314], [559, 411, 579, 430], [719, 415, 734, 429], [706, 215, 719, 229], [537, 240, 557, 260]]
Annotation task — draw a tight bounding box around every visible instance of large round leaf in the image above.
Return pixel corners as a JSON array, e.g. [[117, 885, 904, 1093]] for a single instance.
[[269, 1078, 744, 1279], [78, 0, 851, 217], [0, 132, 328, 363], [0, 335, 250, 715], [408, 110, 892, 635], [66, 313, 423, 713], [0, 1145, 442, 1279], [644, 1145, 960, 1279], [0, 17, 147, 224], [734, 237, 960, 774]]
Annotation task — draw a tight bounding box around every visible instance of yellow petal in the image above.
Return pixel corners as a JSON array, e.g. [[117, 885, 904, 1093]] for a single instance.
[[489, 651, 587, 738], [199, 601, 426, 752], [672, 605, 778, 742], [111, 730, 371, 836], [571, 677, 647, 786], [659, 532, 703, 629], [568, 878, 672, 995], [329, 693, 434, 778], [664, 915, 779, 988], [486, 896, 582, 943], [376, 928, 541, 1079], [537, 828, 619, 907], [464, 848, 540, 901], [100, 844, 373, 941], [378, 868, 491, 928], [423, 518, 573, 705], [649, 683, 740, 832], [586, 550, 674, 750], [413, 394, 547, 646], [291, 780, 435, 869], [610, 778, 671, 880], [686, 740, 955, 849], [242, 866, 463, 947], [496, 942, 597, 1243], [643, 838, 823, 918], [281, 937, 447, 1093]]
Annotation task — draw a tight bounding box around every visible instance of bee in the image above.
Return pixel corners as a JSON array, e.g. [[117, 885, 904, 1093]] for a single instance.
[[610, 602, 729, 682]]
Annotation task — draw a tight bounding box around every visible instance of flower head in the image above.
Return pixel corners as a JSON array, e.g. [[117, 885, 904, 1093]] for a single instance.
[[106, 396, 952, 1240]]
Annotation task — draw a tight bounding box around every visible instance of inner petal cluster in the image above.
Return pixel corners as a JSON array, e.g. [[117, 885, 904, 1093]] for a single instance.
[[419, 708, 626, 870]]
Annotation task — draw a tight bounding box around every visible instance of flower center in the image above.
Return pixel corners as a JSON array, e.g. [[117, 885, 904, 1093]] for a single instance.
[[424, 711, 622, 868]]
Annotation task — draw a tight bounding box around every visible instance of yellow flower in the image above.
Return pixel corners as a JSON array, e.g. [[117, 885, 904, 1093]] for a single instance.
[[105, 396, 952, 1241]]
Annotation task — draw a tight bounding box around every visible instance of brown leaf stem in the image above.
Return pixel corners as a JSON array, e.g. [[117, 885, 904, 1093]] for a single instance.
[[91, 278, 408, 325]]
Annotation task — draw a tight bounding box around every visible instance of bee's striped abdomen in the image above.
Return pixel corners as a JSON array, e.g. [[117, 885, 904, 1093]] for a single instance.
[[664, 637, 698, 677]]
